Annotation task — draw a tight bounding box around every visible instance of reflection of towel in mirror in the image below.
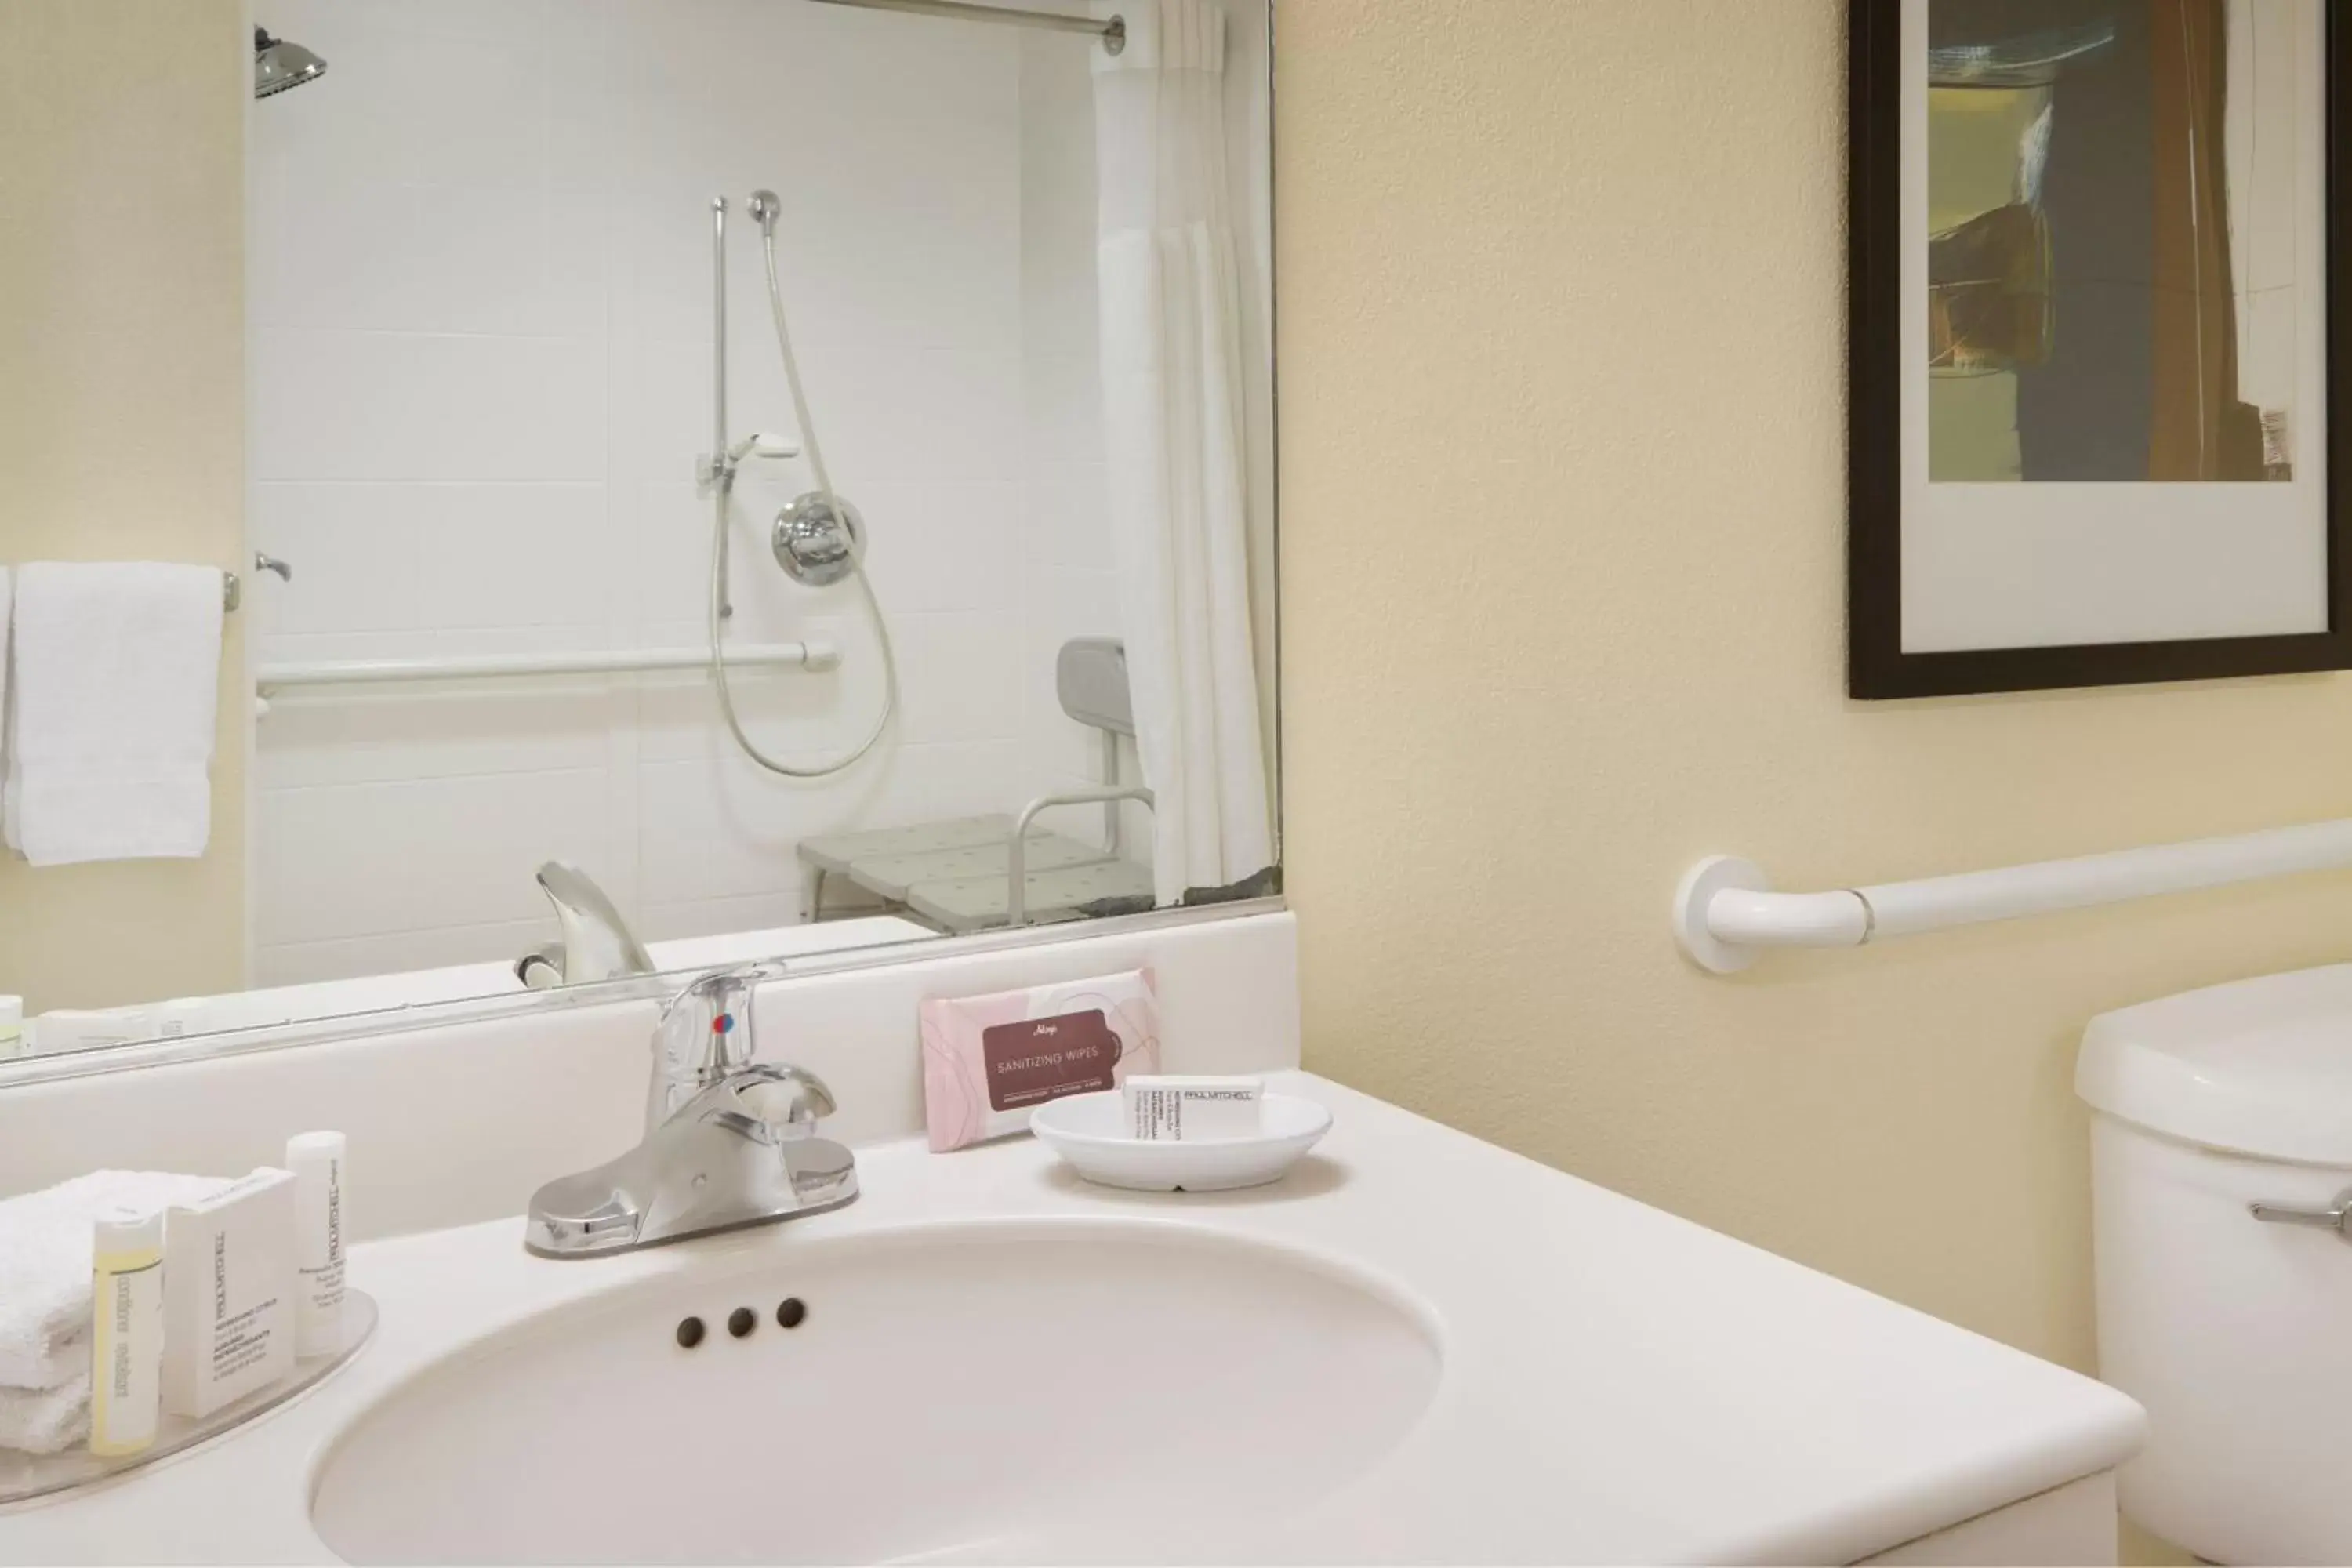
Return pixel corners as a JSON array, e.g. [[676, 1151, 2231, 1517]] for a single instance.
[[2, 561, 223, 866], [0, 1171, 230, 1390], [0, 1372, 88, 1456], [0, 566, 12, 797]]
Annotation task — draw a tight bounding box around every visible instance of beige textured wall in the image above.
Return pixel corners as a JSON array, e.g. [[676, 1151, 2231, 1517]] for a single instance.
[[1278, 0, 2352, 1454], [0, 1, 249, 1010]]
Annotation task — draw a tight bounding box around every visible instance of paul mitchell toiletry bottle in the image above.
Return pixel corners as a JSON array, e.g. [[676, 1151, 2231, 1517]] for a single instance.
[[89, 1205, 164, 1457], [288, 1131, 347, 1356]]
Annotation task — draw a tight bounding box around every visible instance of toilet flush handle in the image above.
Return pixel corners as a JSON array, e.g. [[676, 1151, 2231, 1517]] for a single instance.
[[2249, 1189, 2352, 1240]]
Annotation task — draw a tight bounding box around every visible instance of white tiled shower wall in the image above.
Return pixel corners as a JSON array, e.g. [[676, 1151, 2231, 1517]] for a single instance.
[[243, 0, 1270, 985]]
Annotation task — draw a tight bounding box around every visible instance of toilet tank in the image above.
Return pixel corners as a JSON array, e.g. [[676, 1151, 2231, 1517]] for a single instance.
[[2078, 964, 2352, 1566]]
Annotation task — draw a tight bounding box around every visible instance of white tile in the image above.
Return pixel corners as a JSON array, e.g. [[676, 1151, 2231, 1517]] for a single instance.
[[259, 768, 606, 944], [811, 347, 1023, 485], [900, 611, 1023, 745], [923, 739, 1033, 820], [248, 173, 417, 332], [1022, 462, 1112, 571], [412, 484, 611, 630], [256, 686, 617, 789], [543, 6, 619, 194], [635, 756, 814, 906], [383, 0, 554, 41], [859, 481, 1019, 615], [619, 480, 714, 630], [612, 191, 724, 348], [403, 187, 557, 336], [252, 331, 605, 481], [247, 482, 423, 634], [1022, 350, 1105, 468], [390, 25, 550, 191], [542, 191, 613, 336], [609, 335, 713, 484]]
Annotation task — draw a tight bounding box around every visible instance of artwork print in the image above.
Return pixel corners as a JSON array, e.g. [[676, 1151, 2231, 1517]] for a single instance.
[[1928, 0, 2301, 486], [1848, 0, 2350, 699]]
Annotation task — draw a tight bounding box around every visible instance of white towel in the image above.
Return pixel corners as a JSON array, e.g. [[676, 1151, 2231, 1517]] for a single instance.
[[0, 1171, 230, 1391], [2, 562, 222, 866], [0, 566, 14, 820], [0, 1371, 89, 1456]]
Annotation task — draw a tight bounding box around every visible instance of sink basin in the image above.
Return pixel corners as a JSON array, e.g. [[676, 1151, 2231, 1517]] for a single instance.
[[310, 1221, 1443, 1565]]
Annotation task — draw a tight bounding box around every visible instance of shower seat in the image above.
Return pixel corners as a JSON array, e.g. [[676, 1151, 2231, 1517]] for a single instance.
[[797, 639, 1155, 933]]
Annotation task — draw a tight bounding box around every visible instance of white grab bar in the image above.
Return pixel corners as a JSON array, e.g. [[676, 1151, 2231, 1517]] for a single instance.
[[1673, 816, 2352, 974], [253, 638, 840, 715]]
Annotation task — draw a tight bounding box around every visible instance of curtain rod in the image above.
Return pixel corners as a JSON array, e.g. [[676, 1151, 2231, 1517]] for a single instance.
[[797, 0, 1126, 53]]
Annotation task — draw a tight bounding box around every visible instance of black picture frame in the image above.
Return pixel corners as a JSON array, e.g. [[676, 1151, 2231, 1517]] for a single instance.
[[1848, 0, 2352, 699]]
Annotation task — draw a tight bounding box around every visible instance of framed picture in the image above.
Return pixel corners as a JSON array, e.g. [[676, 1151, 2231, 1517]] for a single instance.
[[1849, 0, 2352, 699]]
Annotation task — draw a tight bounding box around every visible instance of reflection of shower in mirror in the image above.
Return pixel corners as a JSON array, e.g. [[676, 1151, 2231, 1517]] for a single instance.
[[0, 0, 1279, 1066], [252, 27, 325, 99], [699, 191, 902, 782]]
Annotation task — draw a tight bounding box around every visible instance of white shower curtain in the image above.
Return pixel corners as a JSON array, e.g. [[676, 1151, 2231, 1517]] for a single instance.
[[1091, 0, 1274, 907]]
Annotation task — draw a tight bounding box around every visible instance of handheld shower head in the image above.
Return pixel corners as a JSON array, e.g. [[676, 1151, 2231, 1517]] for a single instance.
[[748, 190, 782, 236]]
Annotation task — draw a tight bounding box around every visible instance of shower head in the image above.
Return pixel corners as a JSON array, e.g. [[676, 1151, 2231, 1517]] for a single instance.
[[748, 190, 782, 237], [254, 27, 327, 99]]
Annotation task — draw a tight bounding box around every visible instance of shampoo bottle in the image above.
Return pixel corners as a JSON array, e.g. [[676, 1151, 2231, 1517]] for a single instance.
[[89, 1205, 164, 1457], [288, 1131, 347, 1357]]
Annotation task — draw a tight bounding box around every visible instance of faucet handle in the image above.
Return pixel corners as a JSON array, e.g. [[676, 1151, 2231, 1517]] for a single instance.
[[704, 1062, 837, 1143], [650, 962, 784, 1126]]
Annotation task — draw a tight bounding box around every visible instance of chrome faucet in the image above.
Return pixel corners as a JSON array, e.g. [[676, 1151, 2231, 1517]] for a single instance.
[[517, 861, 656, 989], [524, 964, 858, 1258]]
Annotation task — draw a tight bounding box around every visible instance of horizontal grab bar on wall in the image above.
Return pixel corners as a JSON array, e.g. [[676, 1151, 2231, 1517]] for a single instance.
[[1672, 817, 2352, 974], [252, 640, 841, 716]]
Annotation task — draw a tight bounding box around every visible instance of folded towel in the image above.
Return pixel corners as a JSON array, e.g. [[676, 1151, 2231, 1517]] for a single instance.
[[0, 566, 13, 818], [0, 1370, 88, 1456], [0, 1171, 230, 1391], [2, 562, 222, 866]]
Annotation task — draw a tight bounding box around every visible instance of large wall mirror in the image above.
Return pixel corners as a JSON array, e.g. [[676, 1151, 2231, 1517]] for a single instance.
[[0, 0, 1277, 1067]]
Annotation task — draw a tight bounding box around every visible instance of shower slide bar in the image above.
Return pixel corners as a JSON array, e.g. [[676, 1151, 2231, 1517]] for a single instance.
[[797, 0, 1127, 51], [1674, 817, 2352, 974], [254, 639, 840, 706]]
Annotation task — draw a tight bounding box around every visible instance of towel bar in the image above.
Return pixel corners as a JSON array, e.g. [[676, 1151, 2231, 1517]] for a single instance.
[[223, 553, 292, 611]]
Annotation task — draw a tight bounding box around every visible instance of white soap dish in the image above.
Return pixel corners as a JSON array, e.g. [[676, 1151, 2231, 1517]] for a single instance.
[[1030, 1091, 1332, 1192]]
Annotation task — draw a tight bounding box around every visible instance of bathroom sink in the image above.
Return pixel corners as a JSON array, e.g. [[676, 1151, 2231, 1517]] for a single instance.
[[0, 1073, 2144, 1565], [310, 1221, 1442, 1565]]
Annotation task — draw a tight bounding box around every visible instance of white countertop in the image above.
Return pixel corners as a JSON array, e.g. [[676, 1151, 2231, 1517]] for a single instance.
[[0, 1073, 2142, 1564]]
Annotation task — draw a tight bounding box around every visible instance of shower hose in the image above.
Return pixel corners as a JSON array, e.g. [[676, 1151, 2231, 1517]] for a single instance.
[[706, 226, 901, 779]]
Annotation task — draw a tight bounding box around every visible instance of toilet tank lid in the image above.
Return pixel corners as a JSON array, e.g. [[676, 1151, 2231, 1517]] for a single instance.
[[2077, 963, 2352, 1163]]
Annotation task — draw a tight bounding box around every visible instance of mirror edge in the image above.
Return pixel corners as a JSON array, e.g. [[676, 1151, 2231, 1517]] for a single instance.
[[0, 895, 1290, 1091]]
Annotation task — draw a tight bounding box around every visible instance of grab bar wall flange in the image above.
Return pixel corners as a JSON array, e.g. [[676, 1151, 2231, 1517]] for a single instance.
[[1672, 856, 1871, 975]]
